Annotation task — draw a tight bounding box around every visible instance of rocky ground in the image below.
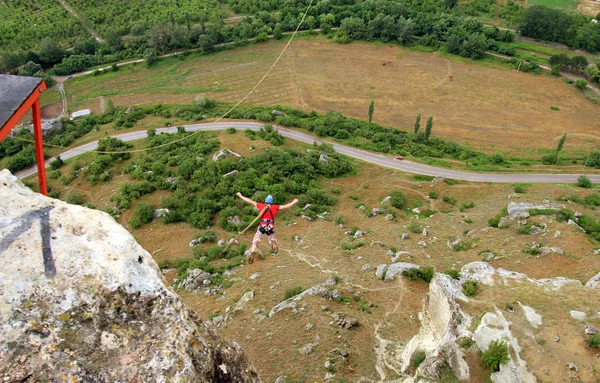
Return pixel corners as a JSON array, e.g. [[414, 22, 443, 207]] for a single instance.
[[16, 131, 600, 382]]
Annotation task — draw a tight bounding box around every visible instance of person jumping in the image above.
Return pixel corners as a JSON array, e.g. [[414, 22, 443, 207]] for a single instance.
[[236, 192, 298, 264]]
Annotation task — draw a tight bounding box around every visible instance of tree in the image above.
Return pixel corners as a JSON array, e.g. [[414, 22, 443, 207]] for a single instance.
[[0, 52, 25, 73], [445, 0, 458, 8], [273, 24, 283, 40], [18, 61, 43, 77], [413, 114, 421, 135], [425, 116, 434, 141], [37, 38, 64, 66], [368, 100, 375, 123], [553, 133, 567, 164], [575, 78, 588, 90], [105, 29, 123, 51]]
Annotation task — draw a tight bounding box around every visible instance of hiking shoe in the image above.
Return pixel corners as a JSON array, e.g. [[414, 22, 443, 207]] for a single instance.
[[271, 242, 278, 254], [247, 253, 255, 264]]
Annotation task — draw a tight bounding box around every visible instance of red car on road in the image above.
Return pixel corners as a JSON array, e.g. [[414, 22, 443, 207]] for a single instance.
[[395, 156, 403, 160]]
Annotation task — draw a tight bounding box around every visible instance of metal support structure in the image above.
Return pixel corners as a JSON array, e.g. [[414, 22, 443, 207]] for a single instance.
[[0, 75, 47, 195], [31, 99, 48, 195]]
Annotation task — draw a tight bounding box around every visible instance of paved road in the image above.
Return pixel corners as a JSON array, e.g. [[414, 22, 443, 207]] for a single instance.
[[15, 122, 600, 184]]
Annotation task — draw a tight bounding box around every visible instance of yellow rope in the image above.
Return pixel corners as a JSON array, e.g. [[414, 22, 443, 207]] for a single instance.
[[8, 0, 314, 156]]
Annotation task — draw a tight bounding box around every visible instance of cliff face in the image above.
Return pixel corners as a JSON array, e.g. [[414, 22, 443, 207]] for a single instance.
[[0, 170, 260, 383]]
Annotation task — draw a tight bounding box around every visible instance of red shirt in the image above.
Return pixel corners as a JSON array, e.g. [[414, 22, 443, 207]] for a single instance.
[[257, 203, 280, 226]]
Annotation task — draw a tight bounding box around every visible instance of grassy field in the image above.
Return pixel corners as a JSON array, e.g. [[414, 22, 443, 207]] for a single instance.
[[527, 0, 577, 10], [23, 130, 600, 382], [64, 36, 600, 159], [0, 0, 85, 50]]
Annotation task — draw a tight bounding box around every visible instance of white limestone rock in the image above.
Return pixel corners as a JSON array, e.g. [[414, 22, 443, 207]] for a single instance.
[[0, 170, 259, 382]]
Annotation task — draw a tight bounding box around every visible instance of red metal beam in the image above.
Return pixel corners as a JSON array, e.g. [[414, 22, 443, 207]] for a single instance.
[[0, 81, 46, 142], [31, 99, 48, 196]]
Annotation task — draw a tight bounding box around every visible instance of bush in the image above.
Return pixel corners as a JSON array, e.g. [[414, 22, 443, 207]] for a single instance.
[[129, 202, 154, 228], [514, 185, 526, 193], [481, 340, 510, 372], [428, 190, 438, 199], [488, 207, 508, 228], [284, 286, 304, 300], [410, 351, 426, 369], [195, 230, 217, 243], [575, 78, 588, 90], [389, 190, 406, 209], [407, 222, 422, 233], [50, 155, 63, 170], [550, 105, 560, 111], [402, 266, 434, 283], [588, 334, 600, 348], [443, 196, 456, 205], [459, 201, 475, 211], [444, 269, 461, 280], [577, 175, 592, 188], [226, 127, 236, 134], [463, 280, 478, 297], [66, 192, 84, 205], [335, 214, 346, 225]]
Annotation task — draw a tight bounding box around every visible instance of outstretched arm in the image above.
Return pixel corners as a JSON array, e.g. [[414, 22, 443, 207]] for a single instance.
[[279, 198, 299, 210], [236, 192, 258, 207]]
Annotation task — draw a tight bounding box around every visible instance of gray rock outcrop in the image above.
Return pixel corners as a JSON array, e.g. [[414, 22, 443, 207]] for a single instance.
[[213, 149, 243, 162], [0, 170, 260, 382], [400, 273, 471, 381], [507, 202, 565, 219], [28, 119, 64, 137]]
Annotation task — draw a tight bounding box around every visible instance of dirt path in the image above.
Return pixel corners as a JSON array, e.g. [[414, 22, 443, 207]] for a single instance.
[[57, 0, 103, 42], [287, 45, 304, 108], [98, 96, 105, 114]]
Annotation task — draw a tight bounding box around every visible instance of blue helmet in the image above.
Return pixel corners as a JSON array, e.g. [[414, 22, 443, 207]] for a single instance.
[[265, 195, 274, 204]]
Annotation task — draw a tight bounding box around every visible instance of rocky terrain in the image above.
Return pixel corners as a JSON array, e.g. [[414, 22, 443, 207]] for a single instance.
[[0, 169, 260, 382]]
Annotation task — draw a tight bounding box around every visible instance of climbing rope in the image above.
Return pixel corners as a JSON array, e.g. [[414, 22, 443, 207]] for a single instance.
[[8, 0, 315, 156]]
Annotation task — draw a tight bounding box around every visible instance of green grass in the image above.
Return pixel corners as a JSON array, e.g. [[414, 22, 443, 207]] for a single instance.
[[527, 0, 576, 10], [284, 286, 305, 300]]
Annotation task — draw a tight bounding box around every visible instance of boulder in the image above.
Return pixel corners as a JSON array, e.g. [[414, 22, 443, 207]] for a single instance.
[[401, 233, 409, 241], [165, 176, 178, 184], [213, 149, 243, 162], [332, 313, 359, 329], [585, 271, 600, 288], [447, 237, 461, 250], [0, 170, 259, 382], [507, 202, 565, 219], [181, 269, 212, 292], [232, 291, 254, 313], [227, 215, 243, 226], [319, 153, 329, 164], [381, 196, 392, 204], [432, 176, 445, 183], [29, 119, 64, 137], [385, 214, 394, 221], [152, 208, 170, 220], [223, 170, 239, 178], [370, 207, 384, 217], [498, 216, 511, 229], [570, 311, 587, 321], [384, 262, 420, 281], [375, 264, 388, 280], [271, 110, 286, 116]]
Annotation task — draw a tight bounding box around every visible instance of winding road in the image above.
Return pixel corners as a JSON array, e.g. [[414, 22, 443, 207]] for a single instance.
[[15, 122, 600, 184]]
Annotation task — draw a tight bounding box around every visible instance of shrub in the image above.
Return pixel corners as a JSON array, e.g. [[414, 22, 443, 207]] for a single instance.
[[464, 218, 473, 224], [390, 190, 407, 209], [402, 266, 434, 283], [335, 214, 346, 225], [284, 286, 305, 300], [428, 190, 438, 199], [196, 230, 217, 243], [66, 192, 84, 205], [349, 194, 359, 200], [577, 175, 592, 188], [488, 207, 508, 228], [575, 78, 588, 90], [331, 187, 341, 194], [129, 202, 153, 228], [226, 127, 236, 134], [407, 222, 422, 233], [463, 280, 478, 297], [410, 351, 426, 369], [50, 155, 63, 170], [459, 201, 475, 211], [588, 334, 600, 348], [458, 337, 474, 348], [550, 105, 560, 111], [443, 196, 456, 205], [444, 269, 461, 280], [157, 260, 171, 269], [481, 340, 510, 372], [514, 185, 526, 193]]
